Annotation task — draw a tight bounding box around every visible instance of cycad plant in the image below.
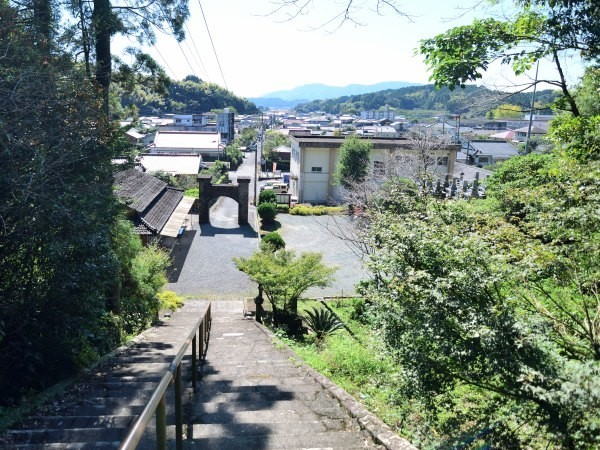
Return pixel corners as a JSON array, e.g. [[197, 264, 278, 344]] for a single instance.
[[303, 306, 344, 348]]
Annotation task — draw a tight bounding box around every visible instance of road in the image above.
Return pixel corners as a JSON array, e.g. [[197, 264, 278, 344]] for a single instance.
[[166, 153, 366, 300]]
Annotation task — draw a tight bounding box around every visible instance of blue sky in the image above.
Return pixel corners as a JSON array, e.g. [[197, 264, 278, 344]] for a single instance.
[[118, 0, 586, 98]]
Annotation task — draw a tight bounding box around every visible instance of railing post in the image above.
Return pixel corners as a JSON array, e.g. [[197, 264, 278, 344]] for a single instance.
[[156, 394, 167, 450], [192, 335, 197, 389], [199, 321, 204, 360], [175, 365, 183, 450]]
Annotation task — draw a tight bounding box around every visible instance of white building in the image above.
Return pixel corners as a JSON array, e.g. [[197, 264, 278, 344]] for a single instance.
[[149, 130, 222, 160], [289, 134, 459, 204]]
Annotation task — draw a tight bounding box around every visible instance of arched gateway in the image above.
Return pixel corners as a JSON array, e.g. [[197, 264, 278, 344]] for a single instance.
[[197, 175, 250, 225]]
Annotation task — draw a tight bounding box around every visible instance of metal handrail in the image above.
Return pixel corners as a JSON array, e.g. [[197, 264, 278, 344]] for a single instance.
[[118, 302, 212, 450]]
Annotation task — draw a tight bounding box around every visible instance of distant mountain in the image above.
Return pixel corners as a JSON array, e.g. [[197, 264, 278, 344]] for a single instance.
[[247, 97, 308, 110], [293, 84, 561, 117], [248, 81, 421, 109]]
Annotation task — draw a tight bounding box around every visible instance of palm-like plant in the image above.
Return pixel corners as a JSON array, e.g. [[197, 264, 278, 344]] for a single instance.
[[302, 306, 344, 347]]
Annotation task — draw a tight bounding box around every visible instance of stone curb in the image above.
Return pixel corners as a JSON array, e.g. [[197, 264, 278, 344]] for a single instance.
[[252, 321, 418, 450]]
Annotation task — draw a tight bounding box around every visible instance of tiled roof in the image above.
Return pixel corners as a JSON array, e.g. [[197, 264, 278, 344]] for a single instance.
[[141, 187, 183, 233], [115, 169, 167, 212], [114, 169, 184, 234]]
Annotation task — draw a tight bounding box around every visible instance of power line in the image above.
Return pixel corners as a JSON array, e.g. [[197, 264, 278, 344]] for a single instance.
[[197, 0, 228, 90], [183, 22, 211, 82], [153, 44, 177, 78]]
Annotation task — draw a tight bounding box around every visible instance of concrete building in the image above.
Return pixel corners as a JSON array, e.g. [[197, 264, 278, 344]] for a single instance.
[[217, 108, 235, 143], [289, 134, 459, 204], [149, 130, 222, 160], [360, 105, 397, 121]]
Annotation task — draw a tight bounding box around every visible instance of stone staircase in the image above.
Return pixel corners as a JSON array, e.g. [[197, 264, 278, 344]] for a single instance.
[[1, 300, 414, 450], [1, 300, 210, 449]]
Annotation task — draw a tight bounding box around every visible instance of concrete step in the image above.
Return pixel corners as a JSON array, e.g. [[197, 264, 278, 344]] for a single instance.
[[9, 441, 120, 449], [13, 415, 135, 430], [183, 430, 376, 450], [189, 419, 352, 437], [8, 427, 126, 445]]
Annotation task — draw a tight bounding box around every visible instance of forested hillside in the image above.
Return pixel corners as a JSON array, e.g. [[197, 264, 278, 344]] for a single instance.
[[121, 75, 260, 116], [294, 84, 560, 116]]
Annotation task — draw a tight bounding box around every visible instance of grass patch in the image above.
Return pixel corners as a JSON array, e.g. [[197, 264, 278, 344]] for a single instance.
[[271, 298, 504, 449], [290, 205, 346, 216], [184, 188, 199, 197], [281, 299, 407, 433]]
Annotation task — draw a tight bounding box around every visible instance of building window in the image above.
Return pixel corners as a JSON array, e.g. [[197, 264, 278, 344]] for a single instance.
[[311, 167, 322, 172], [437, 156, 449, 166], [478, 157, 490, 164], [373, 160, 385, 176]]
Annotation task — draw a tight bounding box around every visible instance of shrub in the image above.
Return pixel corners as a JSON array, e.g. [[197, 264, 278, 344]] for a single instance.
[[157, 290, 185, 311], [259, 189, 276, 205], [276, 204, 289, 213], [260, 231, 285, 252], [303, 307, 344, 347], [257, 202, 277, 223], [290, 205, 345, 216]]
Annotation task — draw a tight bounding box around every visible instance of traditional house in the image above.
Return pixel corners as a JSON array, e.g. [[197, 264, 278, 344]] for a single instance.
[[114, 169, 195, 245]]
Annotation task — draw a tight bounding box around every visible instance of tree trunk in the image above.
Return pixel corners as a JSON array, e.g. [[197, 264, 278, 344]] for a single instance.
[[32, 0, 51, 51], [92, 0, 111, 116]]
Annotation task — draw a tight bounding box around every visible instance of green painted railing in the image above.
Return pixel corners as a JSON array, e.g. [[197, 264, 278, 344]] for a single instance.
[[118, 303, 212, 450]]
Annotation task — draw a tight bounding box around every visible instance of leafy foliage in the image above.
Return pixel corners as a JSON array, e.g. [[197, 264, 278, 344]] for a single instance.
[[260, 232, 286, 252], [356, 123, 600, 447], [115, 221, 171, 335], [257, 202, 277, 223], [0, 6, 124, 403], [258, 189, 277, 205], [124, 77, 260, 116], [334, 136, 372, 187], [289, 205, 345, 216], [157, 290, 185, 311], [201, 160, 229, 184], [302, 307, 344, 345], [294, 84, 559, 116], [418, 2, 598, 116], [233, 250, 336, 326]]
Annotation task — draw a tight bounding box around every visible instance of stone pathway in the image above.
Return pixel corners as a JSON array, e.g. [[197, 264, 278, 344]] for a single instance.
[[187, 300, 415, 450]]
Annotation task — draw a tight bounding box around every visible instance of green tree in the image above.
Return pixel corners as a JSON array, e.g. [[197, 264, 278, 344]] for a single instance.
[[112, 219, 171, 334], [233, 250, 336, 329], [224, 142, 243, 168], [239, 127, 258, 147], [257, 202, 277, 224], [258, 189, 277, 205], [418, 1, 600, 116], [487, 103, 526, 119], [201, 160, 229, 184], [334, 136, 372, 188], [262, 131, 290, 167], [356, 122, 600, 447], [260, 232, 286, 252], [0, 3, 127, 402]]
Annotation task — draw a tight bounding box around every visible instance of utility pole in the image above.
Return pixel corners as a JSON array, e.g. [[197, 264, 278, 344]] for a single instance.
[[525, 60, 540, 154]]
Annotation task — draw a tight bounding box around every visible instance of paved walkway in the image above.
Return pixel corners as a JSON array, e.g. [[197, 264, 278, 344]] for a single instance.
[[188, 300, 413, 450]]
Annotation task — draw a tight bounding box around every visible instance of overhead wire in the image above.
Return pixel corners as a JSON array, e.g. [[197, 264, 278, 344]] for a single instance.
[[197, 0, 228, 90], [154, 0, 201, 80], [119, 1, 178, 79], [183, 22, 211, 82]]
